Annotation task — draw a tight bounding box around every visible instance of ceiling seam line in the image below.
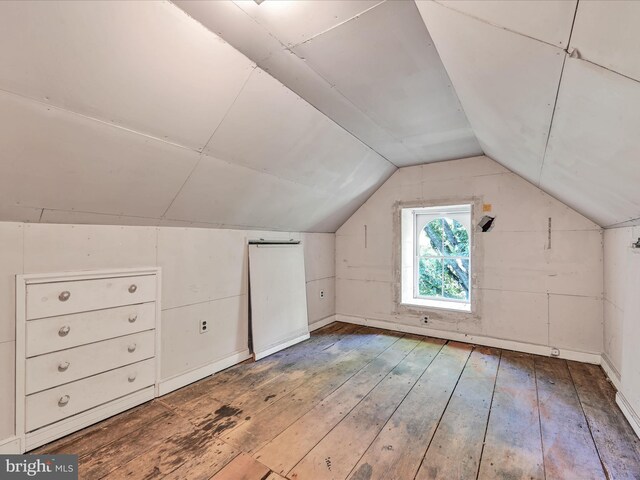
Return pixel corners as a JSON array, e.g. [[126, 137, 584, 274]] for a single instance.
[[536, 53, 568, 185], [0, 79, 365, 216], [605, 217, 640, 229], [432, 1, 568, 51], [279, 47, 411, 165], [38, 208, 159, 222], [199, 65, 256, 153], [0, 87, 203, 156], [290, 0, 388, 49], [576, 56, 640, 86], [537, 0, 579, 185], [172, 1, 401, 168]]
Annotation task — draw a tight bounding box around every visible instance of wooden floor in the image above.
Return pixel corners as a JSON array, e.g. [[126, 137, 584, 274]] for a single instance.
[[36, 323, 640, 479]]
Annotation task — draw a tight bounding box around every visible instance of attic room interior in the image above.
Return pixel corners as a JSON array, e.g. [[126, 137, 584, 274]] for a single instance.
[[1, 0, 640, 478]]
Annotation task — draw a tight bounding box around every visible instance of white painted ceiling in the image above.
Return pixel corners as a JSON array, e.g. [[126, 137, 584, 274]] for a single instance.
[[416, 0, 640, 227], [0, 0, 638, 230]]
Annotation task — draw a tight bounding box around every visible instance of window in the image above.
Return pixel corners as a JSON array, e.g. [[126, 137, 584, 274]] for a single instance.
[[401, 204, 472, 311]]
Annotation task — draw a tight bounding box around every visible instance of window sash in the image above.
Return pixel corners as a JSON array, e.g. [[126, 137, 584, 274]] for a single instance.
[[413, 212, 471, 303]]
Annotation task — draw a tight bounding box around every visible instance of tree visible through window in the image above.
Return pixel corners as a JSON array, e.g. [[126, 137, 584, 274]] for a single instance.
[[417, 218, 470, 301]]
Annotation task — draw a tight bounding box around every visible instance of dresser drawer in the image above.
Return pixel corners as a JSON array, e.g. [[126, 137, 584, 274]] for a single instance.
[[26, 358, 155, 432], [26, 275, 156, 320], [26, 330, 155, 395], [26, 302, 156, 357]]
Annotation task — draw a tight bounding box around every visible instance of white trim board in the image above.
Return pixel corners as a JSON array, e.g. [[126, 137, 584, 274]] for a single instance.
[[335, 314, 601, 365], [600, 354, 622, 391], [254, 333, 310, 361], [309, 315, 337, 332], [616, 392, 640, 440], [0, 436, 21, 454], [158, 349, 251, 396]]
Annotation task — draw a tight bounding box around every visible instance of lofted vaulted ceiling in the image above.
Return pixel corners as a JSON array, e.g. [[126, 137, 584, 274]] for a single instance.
[[416, 0, 640, 228], [0, 1, 638, 231]]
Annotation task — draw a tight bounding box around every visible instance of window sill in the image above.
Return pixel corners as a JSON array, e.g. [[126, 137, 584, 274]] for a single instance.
[[401, 298, 471, 312]]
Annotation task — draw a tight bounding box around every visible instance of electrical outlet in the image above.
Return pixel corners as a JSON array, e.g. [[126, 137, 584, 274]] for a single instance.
[[200, 319, 209, 334], [320, 290, 325, 299], [550, 347, 560, 357]]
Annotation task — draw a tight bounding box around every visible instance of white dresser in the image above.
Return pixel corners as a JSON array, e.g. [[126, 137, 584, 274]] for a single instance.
[[15, 268, 161, 452]]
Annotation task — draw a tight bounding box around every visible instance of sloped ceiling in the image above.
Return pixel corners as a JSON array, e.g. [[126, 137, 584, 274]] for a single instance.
[[175, 0, 481, 167], [416, 0, 640, 228], [2, 0, 637, 232], [0, 0, 398, 232]]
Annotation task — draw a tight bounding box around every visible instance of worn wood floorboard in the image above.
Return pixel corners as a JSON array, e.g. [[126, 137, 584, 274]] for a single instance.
[[162, 323, 361, 409], [209, 452, 271, 480], [534, 356, 605, 480], [32, 324, 640, 480], [254, 334, 424, 475], [288, 337, 446, 480], [413, 346, 500, 480], [222, 331, 407, 453], [477, 350, 545, 480], [568, 361, 640, 480], [348, 341, 473, 480], [181, 329, 401, 441], [34, 400, 171, 457]]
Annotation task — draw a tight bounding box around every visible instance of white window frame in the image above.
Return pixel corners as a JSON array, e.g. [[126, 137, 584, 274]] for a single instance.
[[401, 204, 472, 312]]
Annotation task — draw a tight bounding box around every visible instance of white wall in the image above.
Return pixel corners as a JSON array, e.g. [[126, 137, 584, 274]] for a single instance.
[[336, 156, 603, 356], [0, 222, 335, 445], [603, 226, 640, 425]]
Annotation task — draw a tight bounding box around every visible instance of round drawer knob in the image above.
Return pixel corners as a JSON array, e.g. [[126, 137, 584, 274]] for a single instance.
[[58, 361, 70, 372], [58, 291, 71, 302], [58, 395, 70, 407], [128, 284, 137, 293], [128, 315, 138, 323], [127, 344, 137, 353], [128, 373, 137, 383], [58, 325, 71, 337]]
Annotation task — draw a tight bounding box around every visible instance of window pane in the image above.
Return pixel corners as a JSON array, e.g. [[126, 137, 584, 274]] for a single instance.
[[442, 218, 469, 256], [418, 257, 443, 297], [443, 258, 469, 300], [418, 221, 440, 257]]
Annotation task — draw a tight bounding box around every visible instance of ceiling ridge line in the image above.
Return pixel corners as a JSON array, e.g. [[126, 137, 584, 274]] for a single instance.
[[275, 48, 412, 166], [290, 0, 387, 49], [172, 1, 402, 169], [431, 0, 569, 52]]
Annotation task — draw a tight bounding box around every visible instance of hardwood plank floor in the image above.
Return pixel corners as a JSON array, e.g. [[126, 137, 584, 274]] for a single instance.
[[36, 322, 640, 480]]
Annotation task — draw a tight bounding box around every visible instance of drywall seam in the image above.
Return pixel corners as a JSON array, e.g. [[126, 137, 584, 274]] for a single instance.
[[176, 0, 401, 170], [182, 2, 419, 169], [290, 1, 387, 48], [161, 293, 247, 312], [431, 1, 570, 51]]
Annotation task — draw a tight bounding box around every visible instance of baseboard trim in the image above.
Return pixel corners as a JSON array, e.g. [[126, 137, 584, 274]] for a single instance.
[[158, 349, 251, 396], [601, 354, 622, 391], [616, 391, 640, 439], [0, 436, 21, 454], [309, 315, 336, 332], [336, 314, 601, 365], [255, 333, 310, 361]]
